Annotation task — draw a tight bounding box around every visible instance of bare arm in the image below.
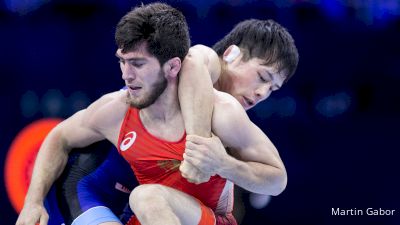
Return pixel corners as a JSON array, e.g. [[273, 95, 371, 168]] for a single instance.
[[16, 92, 124, 225], [184, 91, 287, 195], [178, 44, 220, 136], [178, 45, 221, 183], [213, 92, 287, 195]]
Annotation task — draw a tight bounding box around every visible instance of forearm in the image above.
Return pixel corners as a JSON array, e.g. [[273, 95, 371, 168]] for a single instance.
[[178, 53, 213, 137], [24, 129, 69, 204], [218, 155, 287, 196]]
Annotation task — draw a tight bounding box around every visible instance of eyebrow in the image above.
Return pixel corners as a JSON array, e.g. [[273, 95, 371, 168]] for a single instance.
[[115, 53, 147, 62]]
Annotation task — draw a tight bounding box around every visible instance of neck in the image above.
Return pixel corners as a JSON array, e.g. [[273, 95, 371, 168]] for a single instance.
[[215, 58, 231, 92], [140, 81, 181, 123], [138, 81, 185, 142]]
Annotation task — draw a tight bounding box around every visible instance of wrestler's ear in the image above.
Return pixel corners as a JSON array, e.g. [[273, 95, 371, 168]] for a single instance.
[[223, 45, 241, 63], [164, 57, 181, 78]]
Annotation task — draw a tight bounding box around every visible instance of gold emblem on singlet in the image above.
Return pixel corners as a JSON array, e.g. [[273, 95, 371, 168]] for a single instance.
[[157, 159, 181, 172]]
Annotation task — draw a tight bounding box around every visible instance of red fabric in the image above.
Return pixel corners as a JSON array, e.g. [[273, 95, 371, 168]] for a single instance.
[[118, 107, 230, 212], [216, 213, 238, 225], [197, 198, 216, 225], [125, 215, 140, 225], [124, 211, 237, 225]]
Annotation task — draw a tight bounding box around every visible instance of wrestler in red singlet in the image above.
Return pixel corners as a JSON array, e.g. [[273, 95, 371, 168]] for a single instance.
[[118, 107, 236, 225]]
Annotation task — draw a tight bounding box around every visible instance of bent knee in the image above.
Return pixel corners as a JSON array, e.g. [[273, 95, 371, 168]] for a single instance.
[[129, 184, 169, 211], [130, 184, 167, 201]]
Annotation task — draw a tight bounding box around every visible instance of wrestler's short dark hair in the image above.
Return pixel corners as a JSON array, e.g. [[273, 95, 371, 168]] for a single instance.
[[115, 3, 190, 65], [213, 19, 299, 83]]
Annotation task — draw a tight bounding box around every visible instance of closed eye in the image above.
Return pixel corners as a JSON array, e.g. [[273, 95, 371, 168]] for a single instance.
[[131, 62, 144, 68], [128, 59, 145, 68], [258, 72, 267, 82]]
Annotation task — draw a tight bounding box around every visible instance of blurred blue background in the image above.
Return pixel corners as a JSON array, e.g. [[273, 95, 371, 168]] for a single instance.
[[1, 0, 400, 224]]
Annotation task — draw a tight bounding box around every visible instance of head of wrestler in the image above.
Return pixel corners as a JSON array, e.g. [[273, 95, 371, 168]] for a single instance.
[[213, 19, 299, 110], [114, 3, 190, 109]]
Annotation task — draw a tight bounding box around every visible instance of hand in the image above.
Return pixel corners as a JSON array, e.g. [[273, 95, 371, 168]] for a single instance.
[[180, 159, 211, 184], [183, 134, 228, 176], [16, 202, 48, 225]]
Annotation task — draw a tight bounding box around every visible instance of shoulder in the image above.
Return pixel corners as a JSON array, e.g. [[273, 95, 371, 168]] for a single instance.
[[84, 90, 129, 133], [212, 90, 250, 136], [85, 90, 126, 115], [213, 90, 243, 113]]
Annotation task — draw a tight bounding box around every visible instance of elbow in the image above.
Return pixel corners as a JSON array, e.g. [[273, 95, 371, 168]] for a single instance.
[[182, 48, 205, 70], [49, 123, 71, 153], [182, 55, 197, 71], [269, 168, 288, 196]]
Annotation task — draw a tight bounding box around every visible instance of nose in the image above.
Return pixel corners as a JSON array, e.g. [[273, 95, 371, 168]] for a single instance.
[[254, 84, 271, 102], [121, 64, 136, 82]]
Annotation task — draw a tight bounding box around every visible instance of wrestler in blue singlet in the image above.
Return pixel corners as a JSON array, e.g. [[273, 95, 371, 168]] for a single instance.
[[45, 140, 138, 225]]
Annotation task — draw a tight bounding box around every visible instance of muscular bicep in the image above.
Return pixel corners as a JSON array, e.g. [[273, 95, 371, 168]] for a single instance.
[[212, 93, 284, 169], [57, 109, 105, 150], [235, 124, 282, 166], [56, 91, 124, 150]]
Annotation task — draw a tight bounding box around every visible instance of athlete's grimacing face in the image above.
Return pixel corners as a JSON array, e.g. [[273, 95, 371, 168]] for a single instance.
[[224, 56, 285, 110], [116, 45, 167, 109]]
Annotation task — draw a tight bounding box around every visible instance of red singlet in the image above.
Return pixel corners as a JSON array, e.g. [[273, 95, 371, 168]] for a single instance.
[[118, 107, 234, 215]]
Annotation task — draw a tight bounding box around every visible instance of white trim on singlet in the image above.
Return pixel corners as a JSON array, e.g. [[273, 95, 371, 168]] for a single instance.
[[71, 206, 122, 225], [215, 180, 234, 214]]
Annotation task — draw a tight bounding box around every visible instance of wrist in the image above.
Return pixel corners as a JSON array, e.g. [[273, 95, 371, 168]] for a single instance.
[[25, 189, 46, 205], [25, 196, 44, 205], [217, 154, 237, 179]]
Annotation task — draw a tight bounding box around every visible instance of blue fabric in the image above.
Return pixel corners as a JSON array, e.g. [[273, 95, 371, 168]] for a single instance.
[[71, 206, 121, 225]]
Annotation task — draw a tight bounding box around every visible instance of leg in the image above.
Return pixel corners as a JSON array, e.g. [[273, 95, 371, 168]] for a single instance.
[[53, 142, 136, 225], [130, 184, 211, 225], [99, 223, 122, 225]]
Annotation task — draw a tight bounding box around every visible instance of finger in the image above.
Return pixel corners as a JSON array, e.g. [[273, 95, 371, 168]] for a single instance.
[[194, 178, 205, 184], [186, 135, 208, 144], [39, 212, 49, 225], [185, 141, 199, 150], [194, 172, 211, 184], [180, 160, 200, 179], [180, 159, 194, 174], [179, 162, 189, 175], [189, 172, 206, 184], [181, 151, 196, 163], [185, 151, 208, 167], [198, 175, 211, 183], [183, 170, 200, 183], [184, 156, 202, 169], [181, 172, 189, 179], [186, 178, 199, 184], [180, 167, 189, 178], [186, 140, 209, 152], [184, 149, 204, 158]]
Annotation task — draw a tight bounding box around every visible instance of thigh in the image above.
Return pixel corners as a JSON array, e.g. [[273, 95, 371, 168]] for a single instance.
[[162, 185, 217, 225], [161, 185, 203, 225], [132, 184, 215, 225]]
